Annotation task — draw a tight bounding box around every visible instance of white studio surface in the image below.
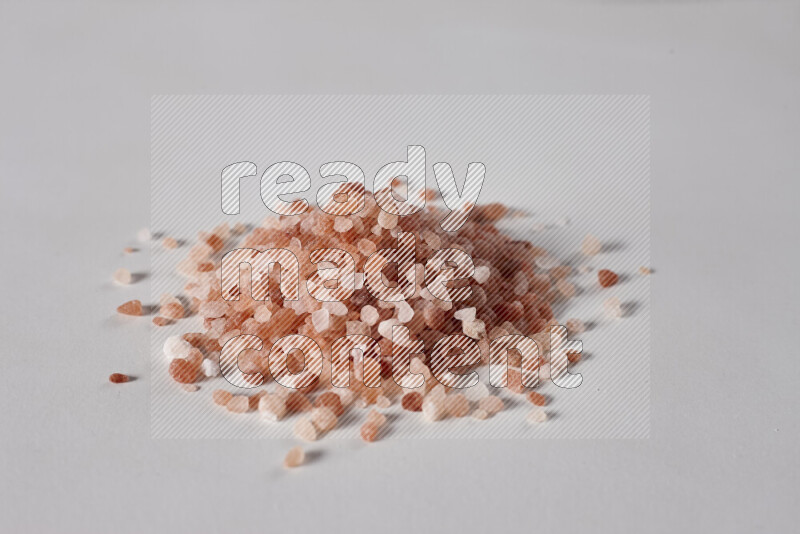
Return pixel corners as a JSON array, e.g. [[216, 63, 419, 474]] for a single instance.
[[0, 1, 797, 533]]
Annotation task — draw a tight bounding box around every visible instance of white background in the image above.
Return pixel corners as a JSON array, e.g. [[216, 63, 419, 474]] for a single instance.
[[0, 1, 798, 533]]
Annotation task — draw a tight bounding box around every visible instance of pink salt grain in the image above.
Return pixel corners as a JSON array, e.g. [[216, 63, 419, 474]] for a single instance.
[[293, 417, 318, 441], [366, 409, 387, 428], [116, 300, 143, 316], [566, 318, 585, 334], [445, 394, 470, 418], [478, 396, 504, 415], [311, 407, 338, 433], [283, 446, 305, 468], [108, 373, 130, 384], [581, 234, 602, 256], [472, 409, 489, 420]]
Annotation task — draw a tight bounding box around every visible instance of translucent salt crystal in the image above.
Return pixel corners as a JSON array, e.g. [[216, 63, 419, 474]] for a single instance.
[[454, 307, 476, 322], [163, 335, 192, 360], [378, 318, 400, 339], [421, 230, 441, 250], [371, 224, 382, 236], [226, 395, 250, 413], [556, 279, 576, 299], [346, 321, 370, 336], [422, 398, 445, 421], [334, 216, 354, 233], [473, 266, 490, 284], [336, 388, 356, 407], [323, 301, 348, 317], [311, 406, 338, 432], [354, 272, 365, 290], [639, 266, 652, 276], [136, 228, 151, 242], [212, 389, 233, 406], [360, 305, 379, 326], [283, 446, 305, 468], [201, 359, 221, 378], [463, 382, 490, 402], [566, 318, 585, 334], [366, 409, 387, 427], [427, 384, 447, 401], [311, 309, 331, 332], [162, 237, 178, 249], [357, 238, 376, 256], [396, 300, 414, 323], [377, 210, 398, 230], [293, 417, 318, 441], [113, 268, 132, 285], [254, 305, 272, 323], [181, 384, 199, 393], [478, 395, 504, 415], [376, 395, 391, 409], [472, 409, 489, 420], [463, 319, 486, 340], [581, 234, 602, 256], [526, 408, 547, 424], [161, 302, 185, 320], [360, 422, 380, 442], [604, 297, 623, 318]]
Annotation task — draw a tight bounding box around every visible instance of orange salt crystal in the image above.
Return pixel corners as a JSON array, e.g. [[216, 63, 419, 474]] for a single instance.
[[366, 409, 387, 428], [360, 422, 380, 442], [315, 391, 344, 417], [181, 384, 199, 393], [401, 392, 423, 412], [226, 395, 250, 413], [293, 417, 318, 441], [123, 247, 137, 254], [526, 392, 547, 407], [639, 266, 652, 276], [152, 316, 171, 327], [311, 407, 338, 433], [108, 373, 130, 384], [116, 299, 143, 316], [598, 269, 619, 288], [212, 389, 233, 406], [581, 234, 602, 256], [283, 446, 305, 468], [168, 358, 199, 384], [162, 237, 178, 249]]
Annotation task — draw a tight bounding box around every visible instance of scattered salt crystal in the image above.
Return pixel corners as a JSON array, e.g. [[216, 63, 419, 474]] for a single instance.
[[556, 279, 576, 299], [478, 395, 504, 415], [311, 406, 338, 432], [422, 398, 445, 421], [378, 318, 400, 340], [472, 409, 489, 420], [181, 384, 199, 393], [200, 301, 228, 319], [226, 395, 250, 413], [323, 301, 348, 317], [136, 228, 151, 242], [162, 237, 179, 249], [462, 382, 490, 402], [113, 268, 132, 285], [526, 408, 547, 424], [639, 266, 652, 276], [376, 395, 391, 409], [377, 210, 398, 230], [366, 409, 387, 427], [283, 446, 305, 468], [259, 394, 288, 422], [535, 255, 559, 270], [581, 234, 602, 256], [445, 394, 470, 418], [463, 319, 486, 340], [604, 297, 623, 318]]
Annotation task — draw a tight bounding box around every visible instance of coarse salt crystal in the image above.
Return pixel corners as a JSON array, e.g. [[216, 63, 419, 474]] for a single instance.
[[113, 268, 132, 285]]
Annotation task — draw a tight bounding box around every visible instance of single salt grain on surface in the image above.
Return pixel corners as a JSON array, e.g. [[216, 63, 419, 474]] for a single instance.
[[123, 247, 137, 254], [259, 395, 288, 422], [315, 391, 345, 417], [401, 392, 424, 412], [181, 384, 199, 393], [366, 409, 387, 428], [212, 389, 233, 406], [162, 237, 178, 249], [152, 316, 171, 327], [556, 279, 576, 299], [226, 395, 250, 413], [164, 335, 192, 360], [160, 302, 185, 320], [311, 407, 338, 433], [604, 297, 623, 318], [598, 269, 619, 288], [566, 318, 585, 334], [478, 396, 504, 415], [639, 266, 652, 276], [527, 392, 547, 407], [376, 395, 391, 409], [283, 446, 305, 469], [581, 234, 602, 256], [136, 228, 151, 242], [293, 417, 318, 441], [526, 408, 547, 424], [116, 300, 142, 316], [108, 373, 130, 384], [113, 268, 132, 285]]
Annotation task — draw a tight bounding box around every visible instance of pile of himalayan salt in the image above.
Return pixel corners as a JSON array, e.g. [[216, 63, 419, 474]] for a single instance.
[[113, 186, 650, 462]]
